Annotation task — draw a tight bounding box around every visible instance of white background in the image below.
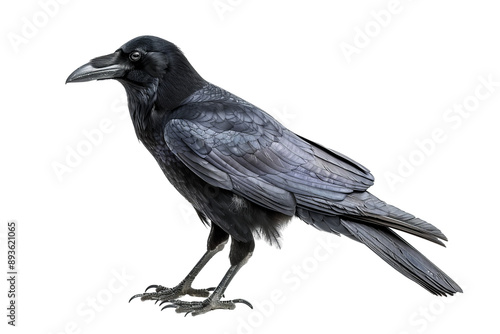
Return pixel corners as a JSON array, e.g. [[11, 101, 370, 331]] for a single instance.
[[1, 0, 499, 333]]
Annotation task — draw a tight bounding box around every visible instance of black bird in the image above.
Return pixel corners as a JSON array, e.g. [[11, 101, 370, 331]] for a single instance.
[[66, 35, 462, 316]]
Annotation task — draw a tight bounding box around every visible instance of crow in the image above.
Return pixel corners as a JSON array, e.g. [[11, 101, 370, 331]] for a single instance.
[[66, 35, 462, 316]]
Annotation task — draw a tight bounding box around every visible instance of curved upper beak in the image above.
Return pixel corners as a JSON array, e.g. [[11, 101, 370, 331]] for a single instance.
[[66, 52, 128, 83]]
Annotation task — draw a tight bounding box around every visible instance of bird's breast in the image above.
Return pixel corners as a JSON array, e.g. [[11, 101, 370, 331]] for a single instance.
[[142, 133, 204, 203]]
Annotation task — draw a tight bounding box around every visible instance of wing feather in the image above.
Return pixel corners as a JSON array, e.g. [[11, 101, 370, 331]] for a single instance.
[[164, 85, 374, 216]]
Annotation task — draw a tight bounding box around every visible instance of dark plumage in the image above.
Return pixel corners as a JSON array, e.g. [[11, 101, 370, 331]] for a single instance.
[[66, 35, 462, 315]]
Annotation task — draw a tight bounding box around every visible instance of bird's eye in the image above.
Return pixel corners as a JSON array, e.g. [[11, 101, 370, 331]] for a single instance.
[[129, 51, 142, 62]]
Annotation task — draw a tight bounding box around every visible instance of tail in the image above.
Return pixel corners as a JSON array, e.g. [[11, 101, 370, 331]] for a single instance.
[[296, 193, 462, 295], [340, 218, 462, 296], [296, 192, 448, 246]]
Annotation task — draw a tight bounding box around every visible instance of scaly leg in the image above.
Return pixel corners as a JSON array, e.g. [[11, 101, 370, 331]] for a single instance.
[[160, 236, 255, 316], [129, 223, 229, 303]]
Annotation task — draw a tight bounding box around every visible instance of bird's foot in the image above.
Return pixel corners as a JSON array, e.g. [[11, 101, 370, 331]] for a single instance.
[[129, 283, 213, 303], [160, 297, 253, 316]]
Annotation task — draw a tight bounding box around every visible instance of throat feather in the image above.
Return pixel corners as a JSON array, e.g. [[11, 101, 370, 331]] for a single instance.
[[123, 81, 158, 139]]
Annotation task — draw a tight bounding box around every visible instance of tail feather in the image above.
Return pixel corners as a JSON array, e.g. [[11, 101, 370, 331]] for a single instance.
[[296, 192, 447, 246], [340, 218, 462, 296]]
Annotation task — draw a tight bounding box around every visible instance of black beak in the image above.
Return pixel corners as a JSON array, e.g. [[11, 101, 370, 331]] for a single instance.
[[66, 52, 128, 83]]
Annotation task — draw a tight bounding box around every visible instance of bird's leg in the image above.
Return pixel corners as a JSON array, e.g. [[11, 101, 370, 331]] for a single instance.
[[161, 237, 255, 316], [129, 223, 229, 303]]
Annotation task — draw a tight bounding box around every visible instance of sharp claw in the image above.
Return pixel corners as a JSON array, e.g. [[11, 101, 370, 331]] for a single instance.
[[128, 294, 143, 303], [233, 299, 253, 309], [145, 284, 159, 292], [161, 304, 177, 311], [130, 284, 247, 315]]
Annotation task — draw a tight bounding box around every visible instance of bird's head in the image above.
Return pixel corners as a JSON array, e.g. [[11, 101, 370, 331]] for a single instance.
[[67, 35, 205, 134], [66, 36, 177, 85]]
